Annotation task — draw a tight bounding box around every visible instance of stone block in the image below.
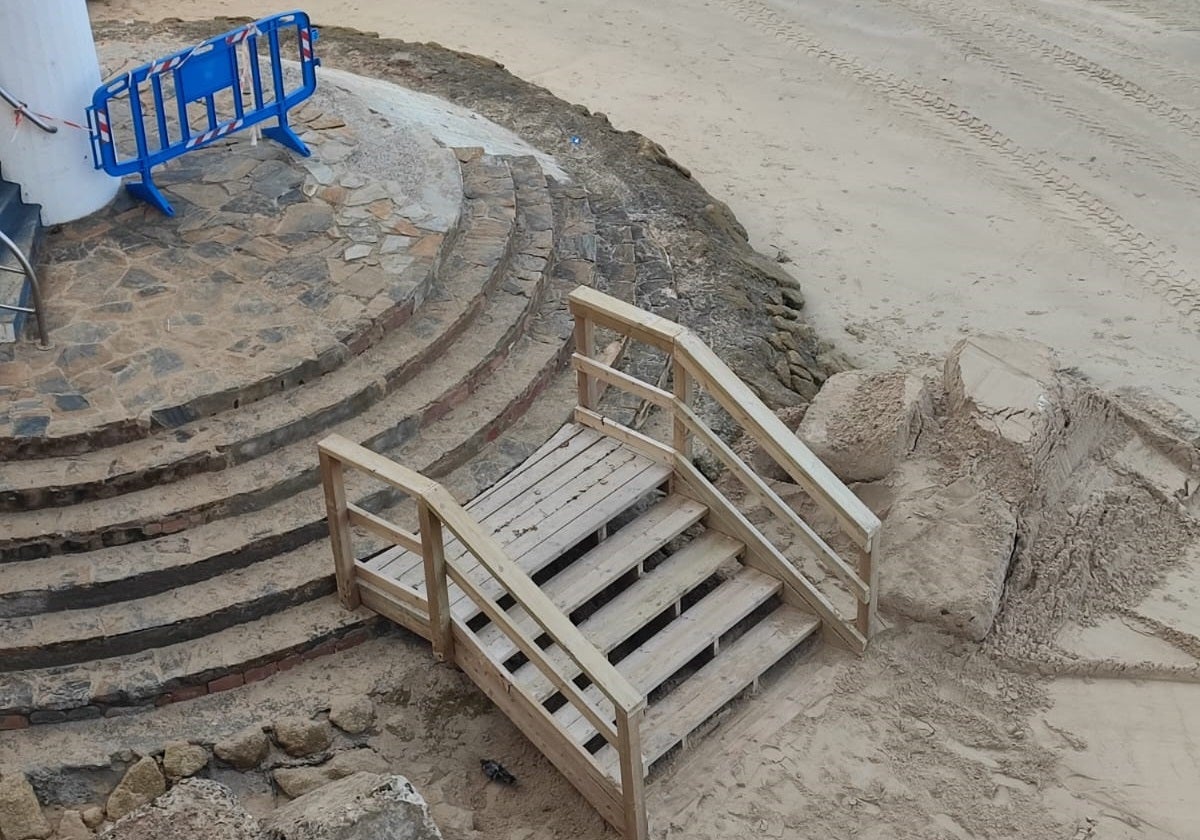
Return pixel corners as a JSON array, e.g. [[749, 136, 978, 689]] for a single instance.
[[272, 717, 333, 758], [214, 726, 270, 771], [328, 696, 375, 735], [0, 773, 51, 840], [162, 743, 209, 780], [260, 773, 442, 840], [102, 779, 258, 840], [106, 757, 166, 822]]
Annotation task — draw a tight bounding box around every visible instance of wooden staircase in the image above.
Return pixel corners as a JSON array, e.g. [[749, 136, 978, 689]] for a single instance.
[[318, 287, 881, 839]]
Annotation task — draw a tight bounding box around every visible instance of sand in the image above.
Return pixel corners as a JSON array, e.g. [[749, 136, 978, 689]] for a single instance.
[[80, 1, 1200, 837]]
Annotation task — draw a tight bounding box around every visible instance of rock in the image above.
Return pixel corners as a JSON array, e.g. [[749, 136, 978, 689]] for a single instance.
[[636, 137, 691, 179], [327, 750, 390, 779], [261, 773, 442, 840], [101, 779, 258, 840], [798, 369, 931, 482], [274, 768, 332, 800], [878, 478, 1018, 641], [214, 726, 270, 770], [328, 697, 375, 735], [0, 773, 52, 840], [162, 743, 209, 780], [106, 757, 167, 822], [944, 336, 1059, 447], [56, 810, 91, 840], [81, 807, 105, 830], [272, 717, 333, 758]]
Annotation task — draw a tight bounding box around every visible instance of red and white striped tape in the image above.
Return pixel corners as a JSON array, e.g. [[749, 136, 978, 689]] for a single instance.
[[226, 24, 259, 46], [185, 118, 244, 150], [94, 109, 111, 143], [9, 107, 89, 134], [147, 53, 188, 76], [300, 28, 313, 61]]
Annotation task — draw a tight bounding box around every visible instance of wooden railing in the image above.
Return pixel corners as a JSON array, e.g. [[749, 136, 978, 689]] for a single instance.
[[317, 435, 650, 840], [569, 286, 882, 653]]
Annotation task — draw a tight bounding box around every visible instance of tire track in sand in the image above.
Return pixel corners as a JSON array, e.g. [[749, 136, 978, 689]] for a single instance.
[[717, 0, 1200, 319]]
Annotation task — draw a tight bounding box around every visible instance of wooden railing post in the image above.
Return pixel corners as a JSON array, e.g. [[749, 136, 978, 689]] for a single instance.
[[856, 544, 878, 641], [672, 355, 693, 458], [615, 705, 649, 840], [419, 500, 454, 662], [575, 313, 599, 411], [319, 450, 360, 610]]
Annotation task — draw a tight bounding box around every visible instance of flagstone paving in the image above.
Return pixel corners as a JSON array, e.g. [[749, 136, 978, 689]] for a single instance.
[[0, 98, 461, 453]]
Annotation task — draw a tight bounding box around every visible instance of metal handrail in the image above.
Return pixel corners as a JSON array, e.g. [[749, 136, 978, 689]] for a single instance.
[[0, 85, 58, 134], [0, 229, 50, 348]]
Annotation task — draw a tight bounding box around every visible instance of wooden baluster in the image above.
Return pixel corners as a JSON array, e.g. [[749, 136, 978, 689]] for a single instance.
[[855, 544, 878, 642], [575, 314, 599, 411], [419, 500, 454, 662], [672, 356, 693, 458], [319, 451, 360, 610], [615, 705, 649, 840]]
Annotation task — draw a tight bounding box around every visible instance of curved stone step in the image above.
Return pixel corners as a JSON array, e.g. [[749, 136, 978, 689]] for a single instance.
[[0, 159, 561, 562], [0, 282, 578, 621], [0, 332, 582, 722], [0, 154, 517, 512]]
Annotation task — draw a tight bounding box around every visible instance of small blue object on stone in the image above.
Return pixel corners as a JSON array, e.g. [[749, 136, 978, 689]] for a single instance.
[[88, 11, 321, 217]]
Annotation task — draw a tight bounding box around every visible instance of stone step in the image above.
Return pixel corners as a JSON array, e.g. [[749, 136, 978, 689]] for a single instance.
[[0, 338, 583, 724], [0, 159, 563, 562], [0, 280, 578, 620], [0, 154, 518, 512], [0, 595, 379, 727]]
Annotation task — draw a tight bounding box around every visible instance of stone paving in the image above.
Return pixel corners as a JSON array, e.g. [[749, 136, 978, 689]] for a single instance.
[[0, 88, 462, 451]]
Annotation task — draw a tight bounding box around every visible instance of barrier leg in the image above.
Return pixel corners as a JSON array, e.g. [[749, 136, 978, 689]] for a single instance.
[[262, 120, 310, 157], [126, 170, 175, 217]]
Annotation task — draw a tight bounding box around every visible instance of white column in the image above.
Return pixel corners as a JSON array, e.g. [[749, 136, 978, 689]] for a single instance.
[[0, 0, 120, 223]]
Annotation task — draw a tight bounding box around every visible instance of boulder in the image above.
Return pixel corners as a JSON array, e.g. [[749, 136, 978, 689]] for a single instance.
[[56, 810, 91, 840], [81, 807, 105, 830], [273, 718, 333, 758], [275, 749, 392, 799], [798, 369, 930, 483], [214, 726, 270, 771], [100, 779, 258, 840], [944, 336, 1059, 447], [877, 478, 1017, 641], [261, 773, 443, 840], [106, 758, 166, 822], [0, 773, 51, 840], [162, 743, 209, 780], [328, 697, 375, 736]]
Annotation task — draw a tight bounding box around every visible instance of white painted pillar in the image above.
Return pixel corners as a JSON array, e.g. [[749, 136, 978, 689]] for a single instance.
[[0, 0, 120, 223]]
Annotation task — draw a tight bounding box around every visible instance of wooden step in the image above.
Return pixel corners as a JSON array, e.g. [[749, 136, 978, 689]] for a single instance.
[[554, 566, 782, 745], [596, 605, 820, 779], [475, 494, 709, 663], [510, 530, 744, 703]]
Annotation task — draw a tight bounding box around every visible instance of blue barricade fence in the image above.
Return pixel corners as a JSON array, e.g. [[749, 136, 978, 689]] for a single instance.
[[88, 11, 320, 216]]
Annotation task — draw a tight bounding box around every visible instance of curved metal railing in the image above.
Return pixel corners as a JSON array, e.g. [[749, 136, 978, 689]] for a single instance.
[[0, 229, 50, 348], [0, 85, 59, 134]]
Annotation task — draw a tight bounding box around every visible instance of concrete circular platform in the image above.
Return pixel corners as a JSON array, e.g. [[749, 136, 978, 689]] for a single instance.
[[0, 68, 462, 452]]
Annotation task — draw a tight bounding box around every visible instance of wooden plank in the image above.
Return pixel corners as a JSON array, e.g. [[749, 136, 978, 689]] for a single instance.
[[380, 440, 636, 580], [319, 450, 360, 610], [572, 354, 674, 410], [857, 544, 879, 640], [672, 457, 867, 654], [676, 402, 869, 603], [673, 333, 881, 551], [346, 504, 424, 554], [419, 501, 453, 662], [672, 357, 693, 458], [450, 623, 627, 833], [512, 530, 743, 702], [596, 605, 820, 778], [569, 286, 684, 353], [356, 565, 428, 612], [318, 434, 438, 497], [574, 407, 675, 465], [358, 582, 430, 641], [476, 494, 709, 663], [557, 567, 781, 744], [446, 560, 620, 747], [430, 487, 644, 714]]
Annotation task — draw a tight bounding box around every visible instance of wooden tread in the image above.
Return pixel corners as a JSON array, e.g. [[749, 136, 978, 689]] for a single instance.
[[555, 566, 782, 745], [596, 605, 820, 779], [476, 493, 709, 663], [510, 530, 744, 703]]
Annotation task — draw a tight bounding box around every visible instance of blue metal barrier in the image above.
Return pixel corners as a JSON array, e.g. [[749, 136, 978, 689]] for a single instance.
[[88, 11, 320, 216]]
